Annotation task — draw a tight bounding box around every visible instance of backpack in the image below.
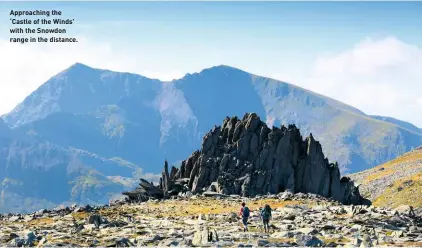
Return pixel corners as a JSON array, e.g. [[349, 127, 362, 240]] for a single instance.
[[242, 207, 250, 218], [261, 205, 271, 219]]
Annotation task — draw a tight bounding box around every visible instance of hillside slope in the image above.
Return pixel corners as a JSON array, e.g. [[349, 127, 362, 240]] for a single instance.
[[349, 146, 422, 208]]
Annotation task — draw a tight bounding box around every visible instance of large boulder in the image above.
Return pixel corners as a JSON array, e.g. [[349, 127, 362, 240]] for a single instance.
[[192, 226, 218, 246]]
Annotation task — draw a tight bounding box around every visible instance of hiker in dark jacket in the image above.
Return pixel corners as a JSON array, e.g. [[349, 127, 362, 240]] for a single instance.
[[260, 204, 272, 233], [239, 202, 250, 232]]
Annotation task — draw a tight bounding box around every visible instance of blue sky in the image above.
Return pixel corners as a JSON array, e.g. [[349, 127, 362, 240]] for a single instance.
[[1, 1, 422, 126]]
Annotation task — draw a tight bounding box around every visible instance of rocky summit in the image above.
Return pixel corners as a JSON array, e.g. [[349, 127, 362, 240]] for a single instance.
[[0, 193, 421, 247], [125, 113, 368, 205]]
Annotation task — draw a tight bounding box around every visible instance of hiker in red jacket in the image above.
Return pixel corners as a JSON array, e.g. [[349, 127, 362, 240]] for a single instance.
[[239, 202, 250, 232]]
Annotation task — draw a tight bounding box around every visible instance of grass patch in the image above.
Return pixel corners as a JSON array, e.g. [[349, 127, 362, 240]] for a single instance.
[[373, 172, 422, 208], [396, 241, 422, 247], [358, 148, 422, 184], [375, 149, 422, 171], [119, 198, 305, 218], [320, 236, 350, 244], [363, 169, 396, 183], [267, 237, 293, 243], [28, 217, 55, 225], [72, 212, 89, 220]]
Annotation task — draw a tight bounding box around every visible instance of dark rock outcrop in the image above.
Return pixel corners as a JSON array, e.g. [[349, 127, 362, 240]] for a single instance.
[[128, 113, 368, 205], [122, 179, 164, 202]]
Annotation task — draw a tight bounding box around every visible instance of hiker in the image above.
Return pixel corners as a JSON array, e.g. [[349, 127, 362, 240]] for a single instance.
[[239, 202, 250, 232], [260, 204, 272, 233]]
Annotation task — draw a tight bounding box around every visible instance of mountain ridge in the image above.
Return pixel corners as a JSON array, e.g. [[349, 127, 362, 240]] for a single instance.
[[370, 115, 422, 135], [3, 62, 422, 173], [3, 62, 413, 132], [177, 64, 366, 117]]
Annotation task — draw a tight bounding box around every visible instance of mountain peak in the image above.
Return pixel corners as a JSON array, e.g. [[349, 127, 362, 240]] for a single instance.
[[62, 62, 96, 74], [213, 64, 237, 69], [192, 64, 248, 77], [208, 64, 244, 72], [50, 62, 98, 80], [70, 62, 91, 69]]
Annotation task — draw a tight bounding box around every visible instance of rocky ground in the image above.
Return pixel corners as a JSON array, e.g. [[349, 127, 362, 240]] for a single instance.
[[1, 192, 422, 247], [350, 147, 422, 208]]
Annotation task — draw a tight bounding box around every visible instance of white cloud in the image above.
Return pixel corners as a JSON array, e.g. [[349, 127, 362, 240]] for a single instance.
[[313, 37, 421, 77], [274, 37, 422, 127]]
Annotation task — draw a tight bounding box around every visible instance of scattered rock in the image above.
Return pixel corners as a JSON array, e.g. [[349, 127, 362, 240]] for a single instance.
[[353, 237, 362, 246], [394, 205, 416, 217], [360, 234, 373, 247], [254, 239, 270, 247], [296, 227, 318, 235], [192, 226, 218, 246], [9, 238, 25, 247], [115, 237, 134, 247], [271, 231, 294, 239], [294, 234, 324, 247], [0, 178, 421, 248], [87, 214, 108, 227], [103, 220, 127, 228], [226, 212, 238, 222]]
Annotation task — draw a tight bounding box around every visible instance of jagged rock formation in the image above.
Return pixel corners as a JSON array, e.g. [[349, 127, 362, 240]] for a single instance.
[[129, 113, 368, 205], [122, 179, 164, 202]]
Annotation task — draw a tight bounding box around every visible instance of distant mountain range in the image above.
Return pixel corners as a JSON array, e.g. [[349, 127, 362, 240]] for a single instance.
[[0, 118, 144, 213], [1, 63, 421, 212]]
